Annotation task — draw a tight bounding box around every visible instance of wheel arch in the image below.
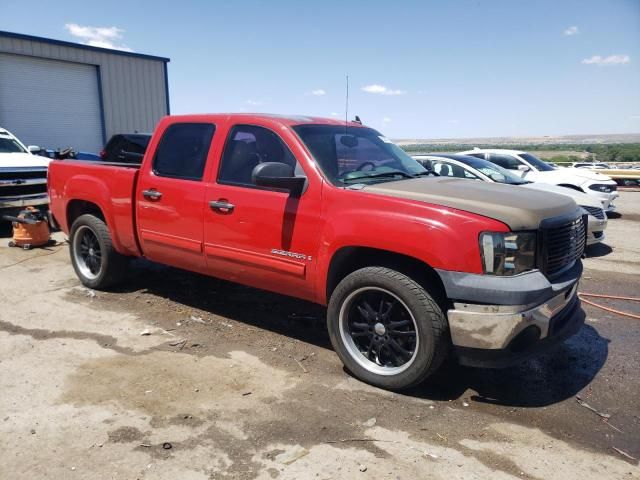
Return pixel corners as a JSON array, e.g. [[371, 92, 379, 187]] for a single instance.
[[325, 246, 449, 311], [67, 199, 105, 227]]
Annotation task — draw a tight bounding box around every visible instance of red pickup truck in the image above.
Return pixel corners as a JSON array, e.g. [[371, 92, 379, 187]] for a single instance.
[[49, 114, 586, 390]]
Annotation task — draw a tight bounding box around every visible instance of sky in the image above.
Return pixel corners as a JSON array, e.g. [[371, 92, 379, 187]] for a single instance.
[[1, 0, 639, 138]]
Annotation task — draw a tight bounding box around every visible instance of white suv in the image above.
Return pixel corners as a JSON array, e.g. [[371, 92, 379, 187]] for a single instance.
[[459, 149, 618, 211]]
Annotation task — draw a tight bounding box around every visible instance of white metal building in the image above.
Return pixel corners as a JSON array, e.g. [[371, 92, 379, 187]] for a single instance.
[[0, 31, 170, 153]]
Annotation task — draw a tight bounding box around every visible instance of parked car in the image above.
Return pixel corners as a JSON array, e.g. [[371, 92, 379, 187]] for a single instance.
[[49, 114, 586, 390], [100, 133, 151, 164], [414, 154, 607, 245], [459, 148, 619, 211], [0, 126, 49, 219]]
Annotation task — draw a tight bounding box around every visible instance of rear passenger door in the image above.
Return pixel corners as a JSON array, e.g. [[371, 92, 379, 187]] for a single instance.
[[203, 123, 322, 301], [136, 122, 216, 272]]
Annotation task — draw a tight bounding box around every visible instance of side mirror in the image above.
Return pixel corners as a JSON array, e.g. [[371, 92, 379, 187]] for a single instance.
[[517, 165, 530, 172], [28, 145, 41, 153], [252, 162, 306, 196]]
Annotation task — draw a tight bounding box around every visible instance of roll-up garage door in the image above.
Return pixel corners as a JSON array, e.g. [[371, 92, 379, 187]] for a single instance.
[[0, 53, 104, 153]]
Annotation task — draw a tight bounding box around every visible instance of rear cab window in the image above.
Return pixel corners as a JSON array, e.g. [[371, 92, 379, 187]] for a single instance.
[[153, 123, 216, 180]]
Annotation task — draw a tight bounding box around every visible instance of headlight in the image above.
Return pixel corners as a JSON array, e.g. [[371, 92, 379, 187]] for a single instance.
[[588, 183, 613, 193], [479, 231, 536, 276]]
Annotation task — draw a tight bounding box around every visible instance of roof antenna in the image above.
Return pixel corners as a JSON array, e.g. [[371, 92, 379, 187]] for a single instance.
[[345, 75, 349, 136]]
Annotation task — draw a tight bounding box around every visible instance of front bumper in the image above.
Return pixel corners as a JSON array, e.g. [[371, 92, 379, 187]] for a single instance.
[[586, 190, 617, 211], [436, 261, 584, 367], [453, 292, 584, 368], [586, 213, 607, 245], [0, 193, 49, 210]]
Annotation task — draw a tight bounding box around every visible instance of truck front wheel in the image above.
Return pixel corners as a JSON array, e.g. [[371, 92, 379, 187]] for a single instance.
[[69, 214, 128, 290], [327, 267, 448, 390]]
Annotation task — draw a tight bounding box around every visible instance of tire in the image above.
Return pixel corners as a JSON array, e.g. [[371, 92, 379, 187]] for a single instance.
[[327, 267, 449, 390], [69, 214, 128, 290]]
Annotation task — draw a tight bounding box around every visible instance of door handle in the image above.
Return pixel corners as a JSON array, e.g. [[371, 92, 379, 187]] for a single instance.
[[209, 200, 235, 213], [142, 189, 162, 200]]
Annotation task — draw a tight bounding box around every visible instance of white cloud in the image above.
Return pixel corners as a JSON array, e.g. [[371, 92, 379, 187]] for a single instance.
[[581, 54, 630, 66], [310, 89, 326, 96], [330, 112, 339, 116], [64, 23, 132, 51], [361, 84, 406, 96], [382, 117, 392, 123], [564, 26, 579, 36], [245, 99, 262, 106]]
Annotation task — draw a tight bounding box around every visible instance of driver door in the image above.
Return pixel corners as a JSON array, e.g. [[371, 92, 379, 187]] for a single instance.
[[202, 123, 322, 301]]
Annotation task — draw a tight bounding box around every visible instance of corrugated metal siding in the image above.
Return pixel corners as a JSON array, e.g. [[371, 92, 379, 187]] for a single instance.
[[0, 35, 168, 146], [0, 53, 104, 152]]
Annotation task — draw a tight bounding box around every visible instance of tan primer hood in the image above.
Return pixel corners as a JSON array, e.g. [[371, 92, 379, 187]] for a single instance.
[[363, 177, 579, 230]]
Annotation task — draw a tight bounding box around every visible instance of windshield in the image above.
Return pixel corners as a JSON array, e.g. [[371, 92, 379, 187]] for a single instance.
[[519, 152, 554, 172], [465, 157, 529, 184], [293, 125, 427, 185], [0, 136, 27, 153]]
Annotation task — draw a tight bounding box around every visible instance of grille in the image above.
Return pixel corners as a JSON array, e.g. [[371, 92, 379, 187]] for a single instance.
[[0, 183, 47, 197], [0, 169, 48, 181], [581, 205, 605, 219], [541, 216, 586, 278]]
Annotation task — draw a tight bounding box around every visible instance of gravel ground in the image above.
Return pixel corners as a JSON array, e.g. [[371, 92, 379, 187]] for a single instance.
[[0, 192, 639, 479]]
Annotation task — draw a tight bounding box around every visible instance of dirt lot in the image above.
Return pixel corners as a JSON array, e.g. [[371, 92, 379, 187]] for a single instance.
[[1, 193, 639, 479]]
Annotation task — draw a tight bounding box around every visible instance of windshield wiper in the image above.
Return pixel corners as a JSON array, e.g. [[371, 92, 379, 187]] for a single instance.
[[341, 170, 415, 183], [413, 171, 439, 177]]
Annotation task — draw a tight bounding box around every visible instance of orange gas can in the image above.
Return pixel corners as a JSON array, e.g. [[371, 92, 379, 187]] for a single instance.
[[3, 207, 51, 249]]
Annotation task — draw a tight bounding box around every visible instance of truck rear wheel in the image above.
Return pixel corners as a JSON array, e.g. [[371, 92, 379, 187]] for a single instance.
[[69, 214, 128, 290], [327, 267, 448, 390]]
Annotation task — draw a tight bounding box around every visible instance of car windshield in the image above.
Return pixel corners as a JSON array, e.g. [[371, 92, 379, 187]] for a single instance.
[[519, 152, 554, 172], [464, 157, 529, 184], [0, 136, 27, 153], [293, 124, 427, 185]]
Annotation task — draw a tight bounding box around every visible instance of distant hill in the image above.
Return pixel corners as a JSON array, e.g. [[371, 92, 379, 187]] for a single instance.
[[394, 133, 640, 146]]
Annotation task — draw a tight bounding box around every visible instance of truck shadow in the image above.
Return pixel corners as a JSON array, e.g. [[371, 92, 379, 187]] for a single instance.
[[585, 243, 613, 258], [405, 325, 609, 407], [118, 259, 331, 349], [118, 259, 608, 408]]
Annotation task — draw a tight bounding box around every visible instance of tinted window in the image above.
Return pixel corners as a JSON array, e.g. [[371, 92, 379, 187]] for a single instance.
[[218, 125, 302, 186], [519, 152, 554, 171], [153, 123, 215, 180], [431, 160, 479, 179], [0, 137, 27, 153], [122, 135, 150, 154], [488, 153, 521, 170], [467, 153, 485, 160], [465, 158, 528, 184]]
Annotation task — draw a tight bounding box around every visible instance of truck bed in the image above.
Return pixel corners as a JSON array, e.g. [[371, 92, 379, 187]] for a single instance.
[[48, 159, 142, 256]]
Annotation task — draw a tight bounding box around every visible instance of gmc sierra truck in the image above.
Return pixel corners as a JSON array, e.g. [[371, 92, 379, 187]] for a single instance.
[[48, 114, 586, 390]]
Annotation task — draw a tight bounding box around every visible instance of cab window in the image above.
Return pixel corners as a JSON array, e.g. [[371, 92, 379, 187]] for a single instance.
[[153, 123, 215, 180], [218, 124, 304, 186]]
